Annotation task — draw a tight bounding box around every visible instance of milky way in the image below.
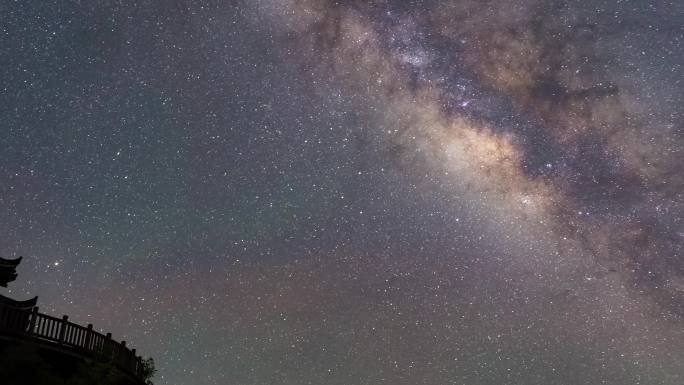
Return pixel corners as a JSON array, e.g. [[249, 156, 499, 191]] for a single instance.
[[1, 1, 683, 384]]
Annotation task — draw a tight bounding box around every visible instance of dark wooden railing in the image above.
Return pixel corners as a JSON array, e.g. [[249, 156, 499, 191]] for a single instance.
[[0, 304, 145, 381]]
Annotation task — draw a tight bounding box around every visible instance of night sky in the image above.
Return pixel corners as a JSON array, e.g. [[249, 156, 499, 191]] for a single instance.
[[2, 1, 684, 384]]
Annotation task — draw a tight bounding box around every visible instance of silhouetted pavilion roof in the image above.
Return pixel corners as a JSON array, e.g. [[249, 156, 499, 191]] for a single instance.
[[0, 256, 21, 287]]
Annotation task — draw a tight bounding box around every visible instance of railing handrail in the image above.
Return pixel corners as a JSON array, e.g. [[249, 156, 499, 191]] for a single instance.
[[0, 304, 145, 380], [34, 311, 61, 323]]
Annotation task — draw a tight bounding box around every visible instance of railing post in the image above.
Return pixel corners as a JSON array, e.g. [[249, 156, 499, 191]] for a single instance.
[[119, 341, 126, 368], [84, 323, 93, 350], [58, 315, 68, 344], [28, 306, 38, 334], [105, 332, 113, 360]]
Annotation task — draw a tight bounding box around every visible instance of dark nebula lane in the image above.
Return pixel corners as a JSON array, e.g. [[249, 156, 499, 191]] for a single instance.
[[1, 1, 683, 384]]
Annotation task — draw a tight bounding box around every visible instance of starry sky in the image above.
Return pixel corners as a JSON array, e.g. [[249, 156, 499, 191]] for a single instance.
[[1, 1, 684, 384]]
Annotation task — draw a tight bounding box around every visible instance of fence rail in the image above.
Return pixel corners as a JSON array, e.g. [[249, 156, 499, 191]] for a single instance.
[[0, 304, 145, 380]]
